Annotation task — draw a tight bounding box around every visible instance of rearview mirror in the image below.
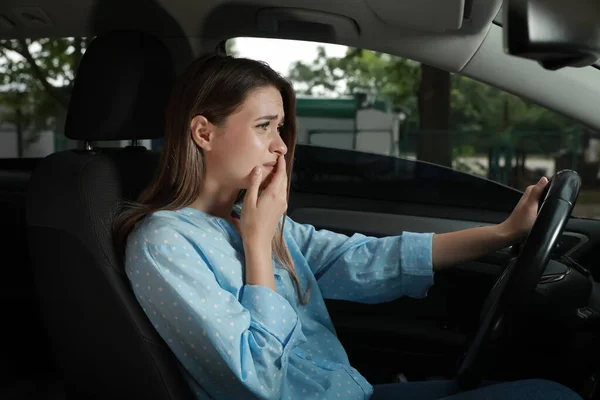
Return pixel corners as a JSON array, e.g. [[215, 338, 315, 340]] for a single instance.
[[503, 0, 600, 70]]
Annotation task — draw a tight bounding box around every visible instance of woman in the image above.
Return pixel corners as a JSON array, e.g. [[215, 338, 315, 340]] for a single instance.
[[113, 54, 580, 400]]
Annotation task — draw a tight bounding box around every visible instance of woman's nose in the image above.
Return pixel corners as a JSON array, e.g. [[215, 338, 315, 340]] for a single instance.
[[272, 135, 288, 156]]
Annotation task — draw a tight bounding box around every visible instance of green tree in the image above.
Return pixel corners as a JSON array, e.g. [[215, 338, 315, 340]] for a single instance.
[[0, 37, 89, 155], [288, 45, 582, 166], [451, 75, 579, 155], [288, 46, 419, 109], [288, 46, 453, 166]]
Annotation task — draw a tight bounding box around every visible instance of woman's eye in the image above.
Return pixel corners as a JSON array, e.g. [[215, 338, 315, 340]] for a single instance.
[[277, 125, 284, 133]]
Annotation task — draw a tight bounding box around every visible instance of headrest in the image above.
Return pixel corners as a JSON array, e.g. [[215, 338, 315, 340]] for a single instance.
[[65, 31, 176, 141]]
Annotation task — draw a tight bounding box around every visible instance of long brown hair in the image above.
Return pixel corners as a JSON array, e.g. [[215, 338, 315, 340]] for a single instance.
[[113, 54, 310, 304]]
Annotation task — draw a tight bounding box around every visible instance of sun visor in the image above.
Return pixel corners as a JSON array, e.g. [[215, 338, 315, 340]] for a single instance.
[[364, 0, 470, 32], [255, 8, 359, 42]]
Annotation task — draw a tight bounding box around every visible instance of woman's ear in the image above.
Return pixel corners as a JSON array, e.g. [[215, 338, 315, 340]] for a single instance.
[[190, 115, 214, 151]]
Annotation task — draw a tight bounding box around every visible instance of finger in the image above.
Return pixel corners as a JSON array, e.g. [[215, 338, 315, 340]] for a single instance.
[[244, 166, 262, 207], [266, 155, 287, 193], [530, 177, 549, 199], [276, 155, 288, 191]]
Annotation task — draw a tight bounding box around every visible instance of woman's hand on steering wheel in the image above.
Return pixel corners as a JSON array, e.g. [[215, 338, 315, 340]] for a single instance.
[[502, 176, 549, 242]]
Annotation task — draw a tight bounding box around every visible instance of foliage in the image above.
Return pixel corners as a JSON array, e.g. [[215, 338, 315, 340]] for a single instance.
[[0, 37, 89, 151], [289, 46, 419, 112], [0, 37, 584, 159], [287, 46, 583, 157]]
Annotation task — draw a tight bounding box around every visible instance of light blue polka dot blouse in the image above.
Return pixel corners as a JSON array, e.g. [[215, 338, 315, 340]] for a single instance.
[[125, 205, 434, 400]]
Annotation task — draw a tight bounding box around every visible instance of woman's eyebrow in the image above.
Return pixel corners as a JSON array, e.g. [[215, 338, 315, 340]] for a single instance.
[[254, 114, 285, 122], [254, 115, 278, 121]]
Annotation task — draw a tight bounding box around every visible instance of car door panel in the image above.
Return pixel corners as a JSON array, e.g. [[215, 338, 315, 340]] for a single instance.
[[288, 197, 598, 382], [289, 207, 494, 235], [287, 200, 504, 381], [288, 145, 600, 383]]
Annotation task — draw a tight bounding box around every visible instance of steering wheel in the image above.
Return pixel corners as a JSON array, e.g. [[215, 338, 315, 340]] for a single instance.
[[455, 169, 582, 390]]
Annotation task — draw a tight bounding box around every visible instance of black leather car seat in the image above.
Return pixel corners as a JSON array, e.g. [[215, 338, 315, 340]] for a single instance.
[[26, 30, 196, 400]]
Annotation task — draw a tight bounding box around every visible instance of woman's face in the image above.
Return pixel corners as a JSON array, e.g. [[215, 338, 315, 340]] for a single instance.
[[195, 86, 288, 190]]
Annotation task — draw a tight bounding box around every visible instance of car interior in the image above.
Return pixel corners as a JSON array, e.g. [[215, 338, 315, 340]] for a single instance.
[[2, 0, 600, 399]]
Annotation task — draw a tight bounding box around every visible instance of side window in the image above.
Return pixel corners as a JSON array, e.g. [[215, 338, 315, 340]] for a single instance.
[[0, 37, 145, 159], [227, 37, 598, 219], [0, 37, 91, 159]]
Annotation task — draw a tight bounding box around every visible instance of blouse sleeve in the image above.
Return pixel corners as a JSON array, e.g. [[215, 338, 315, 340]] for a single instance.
[[285, 216, 435, 303]]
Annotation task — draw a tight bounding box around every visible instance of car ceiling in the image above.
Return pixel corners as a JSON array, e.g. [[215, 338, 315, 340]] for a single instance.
[[1, 0, 600, 132], [1, 0, 501, 69]]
